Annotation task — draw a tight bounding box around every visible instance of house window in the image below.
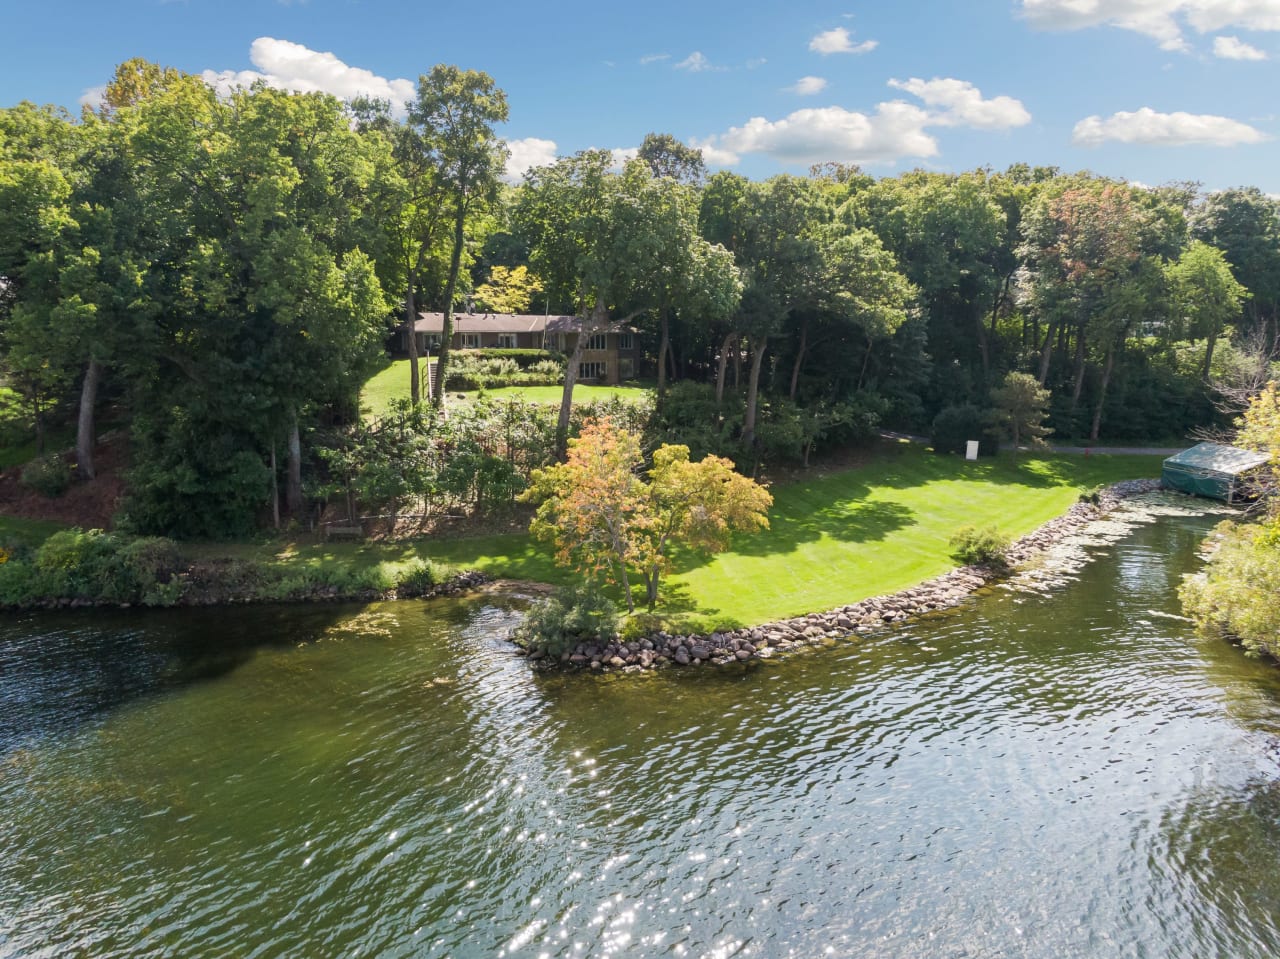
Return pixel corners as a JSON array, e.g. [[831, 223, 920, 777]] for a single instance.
[[543, 332, 562, 351], [618, 333, 634, 351], [462, 333, 481, 349], [578, 361, 607, 381], [497, 333, 517, 348], [587, 333, 607, 351]]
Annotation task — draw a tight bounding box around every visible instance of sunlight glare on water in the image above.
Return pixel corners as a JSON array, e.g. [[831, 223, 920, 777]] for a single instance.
[[1, 512, 1280, 957]]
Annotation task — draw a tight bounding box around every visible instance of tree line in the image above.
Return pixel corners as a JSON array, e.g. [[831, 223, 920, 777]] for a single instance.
[[2, 58, 1278, 537]]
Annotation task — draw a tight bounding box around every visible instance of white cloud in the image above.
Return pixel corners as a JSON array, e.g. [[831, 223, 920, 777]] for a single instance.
[[608, 147, 639, 172], [675, 51, 722, 72], [688, 137, 741, 168], [698, 76, 1032, 167], [706, 102, 938, 167], [787, 76, 829, 95], [1021, 0, 1280, 51], [808, 27, 878, 55], [888, 77, 1032, 128], [1072, 107, 1270, 146], [79, 85, 106, 109], [201, 38, 415, 114], [639, 53, 670, 65], [1214, 34, 1269, 57], [503, 137, 558, 182]]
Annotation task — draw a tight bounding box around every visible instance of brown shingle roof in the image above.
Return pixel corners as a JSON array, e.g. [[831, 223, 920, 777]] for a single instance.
[[411, 312, 573, 334]]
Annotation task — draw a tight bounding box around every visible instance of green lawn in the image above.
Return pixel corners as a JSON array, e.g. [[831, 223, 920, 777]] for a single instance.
[[360, 359, 652, 417], [3, 443, 1165, 630], [193, 443, 1162, 630], [651, 445, 1159, 629]]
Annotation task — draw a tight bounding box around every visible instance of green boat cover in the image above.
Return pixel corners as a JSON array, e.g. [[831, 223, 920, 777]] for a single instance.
[[1162, 442, 1270, 501]]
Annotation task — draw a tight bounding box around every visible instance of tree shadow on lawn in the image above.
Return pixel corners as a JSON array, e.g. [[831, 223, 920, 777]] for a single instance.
[[636, 579, 744, 632], [729, 498, 918, 558]]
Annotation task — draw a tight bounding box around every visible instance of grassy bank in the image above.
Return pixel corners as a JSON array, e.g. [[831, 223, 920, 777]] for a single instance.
[[176, 443, 1162, 629], [1, 444, 1163, 623]]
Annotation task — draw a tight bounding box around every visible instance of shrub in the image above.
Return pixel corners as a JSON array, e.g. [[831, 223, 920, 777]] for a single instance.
[[1181, 519, 1280, 658], [949, 525, 1011, 567], [34, 528, 123, 598], [396, 559, 449, 596], [620, 611, 667, 643], [931, 405, 999, 456], [512, 579, 620, 656], [20, 454, 72, 498], [264, 564, 394, 601], [1079, 485, 1103, 505], [0, 560, 53, 607], [26, 528, 189, 604], [445, 353, 563, 390]]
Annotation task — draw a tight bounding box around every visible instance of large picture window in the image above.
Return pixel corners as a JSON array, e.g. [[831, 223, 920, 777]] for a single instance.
[[462, 333, 481, 349], [497, 333, 517, 348], [578, 361, 607, 381], [618, 333, 634, 350], [586, 333, 607, 351]]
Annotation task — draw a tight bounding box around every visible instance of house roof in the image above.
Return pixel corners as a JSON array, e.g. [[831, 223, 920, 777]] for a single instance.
[[411, 312, 574, 334], [1163, 442, 1270, 475], [409, 312, 637, 335]]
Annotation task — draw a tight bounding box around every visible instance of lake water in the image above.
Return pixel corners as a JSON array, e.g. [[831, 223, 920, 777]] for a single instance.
[[3, 511, 1280, 958]]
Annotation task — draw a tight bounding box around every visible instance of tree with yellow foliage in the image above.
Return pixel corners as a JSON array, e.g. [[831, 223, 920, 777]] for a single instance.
[[521, 417, 772, 611]]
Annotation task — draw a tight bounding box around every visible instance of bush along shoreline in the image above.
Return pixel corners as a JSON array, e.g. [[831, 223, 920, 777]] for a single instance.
[[513, 478, 1164, 673], [0, 527, 489, 611]]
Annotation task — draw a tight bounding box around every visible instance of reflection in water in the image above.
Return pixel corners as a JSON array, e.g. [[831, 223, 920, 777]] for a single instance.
[[1, 514, 1280, 958]]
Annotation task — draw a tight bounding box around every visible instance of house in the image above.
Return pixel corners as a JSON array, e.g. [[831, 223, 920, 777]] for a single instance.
[[400, 312, 643, 385], [1161, 442, 1270, 503]]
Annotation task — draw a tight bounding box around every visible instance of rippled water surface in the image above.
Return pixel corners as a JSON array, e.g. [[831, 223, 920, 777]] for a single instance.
[[4, 513, 1280, 958]]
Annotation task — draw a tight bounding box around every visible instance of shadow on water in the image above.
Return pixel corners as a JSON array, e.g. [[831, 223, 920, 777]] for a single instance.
[[1157, 777, 1280, 955], [0, 603, 360, 755]]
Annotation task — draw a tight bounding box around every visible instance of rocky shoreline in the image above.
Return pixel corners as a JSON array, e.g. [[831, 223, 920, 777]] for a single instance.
[[517, 478, 1165, 673]]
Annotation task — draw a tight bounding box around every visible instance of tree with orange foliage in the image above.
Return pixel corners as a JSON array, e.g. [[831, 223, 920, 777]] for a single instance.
[[521, 417, 772, 612]]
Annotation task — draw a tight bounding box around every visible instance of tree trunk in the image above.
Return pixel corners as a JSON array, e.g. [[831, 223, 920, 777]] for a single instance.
[[975, 306, 990, 384], [76, 358, 101, 480], [656, 308, 671, 403], [1037, 319, 1058, 386], [405, 275, 420, 405], [433, 205, 468, 408], [32, 397, 45, 456], [1090, 346, 1116, 441], [789, 317, 808, 400], [741, 335, 767, 448], [856, 336, 874, 392], [715, 332, 735, 408], [618, 561, 634, 614], [1068, 328, 1087, 418], [286, 411, 303, 517], [270, 445, 280, 530], [556, 300, 604, 459], [991, 275, 1009, 341], [646, 569, 659, 609], [1202, 327, 1219, 380]]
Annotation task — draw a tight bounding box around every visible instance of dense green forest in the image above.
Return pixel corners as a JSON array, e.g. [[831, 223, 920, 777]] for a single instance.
[[3, 58, 1279, 539]]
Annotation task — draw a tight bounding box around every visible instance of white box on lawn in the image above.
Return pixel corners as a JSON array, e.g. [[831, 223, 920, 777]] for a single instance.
[[965, 440, 979, 461]]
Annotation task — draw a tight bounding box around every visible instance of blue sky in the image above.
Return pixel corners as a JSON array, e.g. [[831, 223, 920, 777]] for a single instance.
[[3, 0, 1278, 192]]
